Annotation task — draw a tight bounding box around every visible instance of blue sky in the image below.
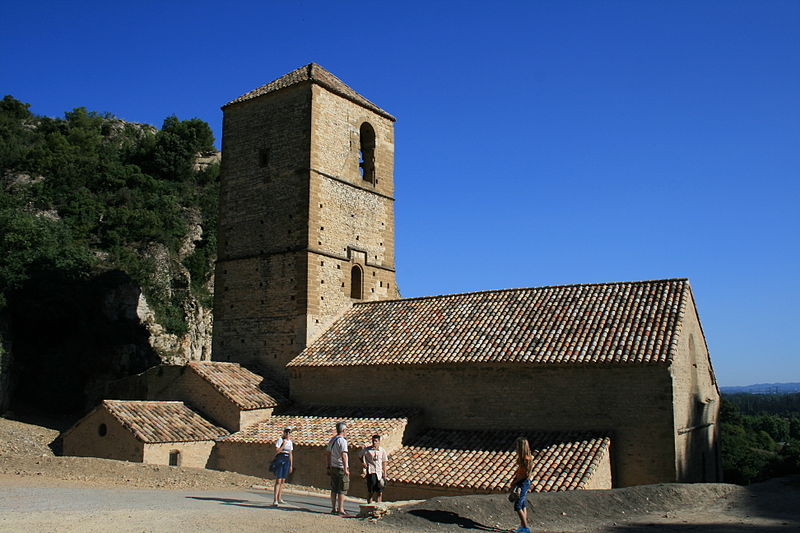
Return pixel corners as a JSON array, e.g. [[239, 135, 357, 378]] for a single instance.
[[2, 1, 798, 386]]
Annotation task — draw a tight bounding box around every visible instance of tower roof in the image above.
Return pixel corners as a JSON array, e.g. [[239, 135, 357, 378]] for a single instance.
[[223, 63, 395, 121]]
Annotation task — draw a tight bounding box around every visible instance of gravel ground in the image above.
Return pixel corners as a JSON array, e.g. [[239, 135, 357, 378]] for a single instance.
[[3, 416, 800, 532]]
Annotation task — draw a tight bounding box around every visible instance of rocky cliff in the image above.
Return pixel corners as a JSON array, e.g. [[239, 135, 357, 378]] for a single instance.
[[0, 97, 221, 414]]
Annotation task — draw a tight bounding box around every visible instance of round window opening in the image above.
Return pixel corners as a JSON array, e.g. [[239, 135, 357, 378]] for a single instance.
[[98, 423, 107, 437]]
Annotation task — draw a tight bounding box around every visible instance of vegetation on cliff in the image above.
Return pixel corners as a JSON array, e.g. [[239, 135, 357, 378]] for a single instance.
[[0, 95, 219, 335]]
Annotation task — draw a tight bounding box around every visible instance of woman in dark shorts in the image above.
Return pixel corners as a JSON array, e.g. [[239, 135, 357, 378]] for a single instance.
[[509, 437, 534, 533], [272, 426, 294, 506]]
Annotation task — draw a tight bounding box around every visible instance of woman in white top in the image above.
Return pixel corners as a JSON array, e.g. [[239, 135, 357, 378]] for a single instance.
[[272, 426, 294, 506]]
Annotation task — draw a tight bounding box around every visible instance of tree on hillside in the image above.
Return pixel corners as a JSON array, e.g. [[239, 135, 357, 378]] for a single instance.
[[0, 95, 219, 334]]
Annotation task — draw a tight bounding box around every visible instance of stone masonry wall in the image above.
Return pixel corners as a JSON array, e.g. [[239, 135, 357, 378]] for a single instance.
[[212, 442, 376, 500], [142, 441, 217, 468], [671, 292, 721, 482], [62, 407, 143, 462], [290, 364, 676, 487], [309, 85, 395, 198], [306, 84, 398, 340], [239, 408, 274, 431], [163, 369, 244, 432], [213, 83, 312, 381]]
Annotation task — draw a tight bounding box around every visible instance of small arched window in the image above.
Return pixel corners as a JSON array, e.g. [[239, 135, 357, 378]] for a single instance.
[[350, 265, 363, 299], [358, 122, 376, 183]]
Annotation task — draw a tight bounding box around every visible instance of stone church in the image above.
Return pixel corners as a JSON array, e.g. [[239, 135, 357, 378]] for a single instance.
[[64, 64, 721, 499]]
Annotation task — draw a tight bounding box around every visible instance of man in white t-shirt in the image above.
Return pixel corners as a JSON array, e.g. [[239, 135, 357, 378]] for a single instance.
[[325, 422, 349, 515], [359, 434, 389, 503]]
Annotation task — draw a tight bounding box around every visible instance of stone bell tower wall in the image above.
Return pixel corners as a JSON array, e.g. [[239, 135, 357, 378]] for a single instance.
[[213, 83, 313, 381], [306, 84, 398, 340], [213, 70, 399, 382]]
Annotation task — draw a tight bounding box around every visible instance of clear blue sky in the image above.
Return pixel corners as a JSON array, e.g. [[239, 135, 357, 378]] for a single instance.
[[2, 1, 798, 386]]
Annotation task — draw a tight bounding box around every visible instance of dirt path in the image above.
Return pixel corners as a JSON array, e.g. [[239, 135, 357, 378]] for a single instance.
[[0, 484, 382, 533]]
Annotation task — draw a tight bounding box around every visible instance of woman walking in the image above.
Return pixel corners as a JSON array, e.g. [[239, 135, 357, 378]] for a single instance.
[[509, 437, 534, 533], [272, 426, 294, 506]]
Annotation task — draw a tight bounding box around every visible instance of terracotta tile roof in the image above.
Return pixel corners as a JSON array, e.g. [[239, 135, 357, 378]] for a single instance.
[[388, 429, 611, 492], [221, 407, 410, 447], [289, 279, 689, 368], [188, 362, 285, 410], [102, 400, 228, 443], [223, 63, 395, 120]]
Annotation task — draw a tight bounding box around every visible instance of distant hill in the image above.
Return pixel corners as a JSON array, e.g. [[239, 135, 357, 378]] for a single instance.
[[720, 383, 800, 394]]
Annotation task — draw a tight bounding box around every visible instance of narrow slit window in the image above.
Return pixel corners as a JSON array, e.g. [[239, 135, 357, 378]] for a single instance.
[[350, 265, 363, 299], [258, 147, 270, 168]]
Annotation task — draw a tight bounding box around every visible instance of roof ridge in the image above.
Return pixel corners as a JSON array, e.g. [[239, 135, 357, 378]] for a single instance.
[[104, 399, 184, 404], [223, 63, 395, 120], [352, 278, 689, 306]]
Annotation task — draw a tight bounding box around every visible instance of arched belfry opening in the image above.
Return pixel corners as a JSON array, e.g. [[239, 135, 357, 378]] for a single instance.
[[358, 122, 376, 183], [350, 265, 363, 299]]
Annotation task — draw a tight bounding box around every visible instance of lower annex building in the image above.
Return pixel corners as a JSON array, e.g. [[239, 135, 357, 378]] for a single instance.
[[64, 64, 721, 499]]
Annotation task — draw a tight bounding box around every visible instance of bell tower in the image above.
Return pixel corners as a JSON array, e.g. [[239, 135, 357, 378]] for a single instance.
[[213, 64, 399, 383]]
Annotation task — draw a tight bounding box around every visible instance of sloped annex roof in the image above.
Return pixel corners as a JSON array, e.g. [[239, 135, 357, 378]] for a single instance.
[[101, 400, 228, 443], [223, 63, 395, 121], [188, 361, 285, 410], [220, 407, 411, 447], [288, 279, 691, 367], [388, 429, 610, 493]]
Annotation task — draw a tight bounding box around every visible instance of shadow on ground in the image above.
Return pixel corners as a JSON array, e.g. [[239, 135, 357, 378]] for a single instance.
[[186, 494, 352, 517], [408, 509, 506, 531]]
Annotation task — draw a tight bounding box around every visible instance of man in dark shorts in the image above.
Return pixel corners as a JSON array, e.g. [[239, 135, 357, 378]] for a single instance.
[[359, 434, 389, 503], [325, 422, 349, 515]]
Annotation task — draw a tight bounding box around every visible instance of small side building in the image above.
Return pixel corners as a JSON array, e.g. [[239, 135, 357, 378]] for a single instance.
[[62, 400, 228, 468], [164, 361, 285, 432]]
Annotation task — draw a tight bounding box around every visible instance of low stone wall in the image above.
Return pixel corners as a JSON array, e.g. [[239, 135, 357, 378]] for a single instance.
[[211, 441, 377, 499], [142, 441, 217, 468]]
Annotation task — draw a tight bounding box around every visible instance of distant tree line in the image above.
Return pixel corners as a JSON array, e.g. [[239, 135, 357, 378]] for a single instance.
[[720, 393, 800, 484], [0, 95, 219, 334]]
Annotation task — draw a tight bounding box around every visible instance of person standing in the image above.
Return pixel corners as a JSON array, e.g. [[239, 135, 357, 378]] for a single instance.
[[509, 437, 534, 533], [271, 426, 293, 506], [359, 434, 389, 503], [325, 422, 349, 515]]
